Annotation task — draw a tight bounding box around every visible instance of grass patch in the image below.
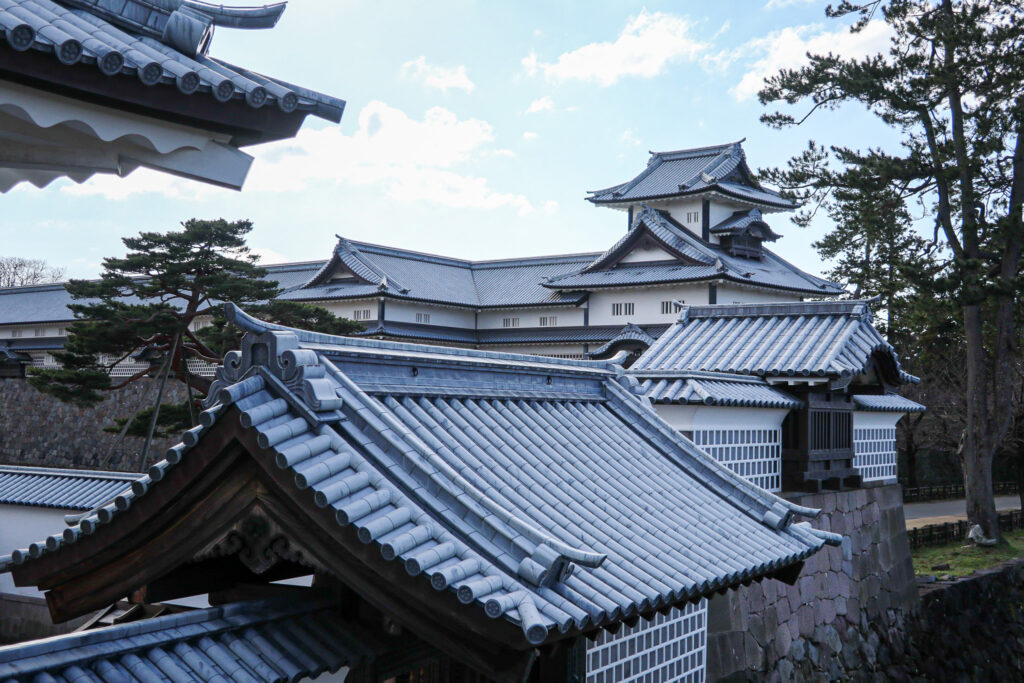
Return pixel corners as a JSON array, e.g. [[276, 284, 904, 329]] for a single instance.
[[912, 528, 1024, 578]]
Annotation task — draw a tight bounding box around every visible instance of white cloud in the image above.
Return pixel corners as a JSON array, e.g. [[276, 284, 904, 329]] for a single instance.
[[764, 0, 816, 9], [491, 149, 517, 158], [249, 246, 291, 265], [63, 101, 534, 215], [525, 96, 555, 114], [620, 129, 643, 146], [731, 19, 892, 100], [522, 131, 538, 141], [522, 10, 707, 86], [401, 56, 475, 93], [542, 200, 559, 214]]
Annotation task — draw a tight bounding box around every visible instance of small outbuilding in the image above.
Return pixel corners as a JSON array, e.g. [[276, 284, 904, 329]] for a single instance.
[[630, 301, 925, 493]]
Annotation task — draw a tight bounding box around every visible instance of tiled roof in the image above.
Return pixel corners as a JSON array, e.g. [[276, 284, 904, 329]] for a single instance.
[[0, 465, 137, 510], [632, 301, 920, 384], [635, 372, 802, 409], [587, 141, 795, 210], [0, 0, 343, 122], [589, 323, 656, 358], [358, 322, 671, 346], [281, 239, 594, 308], [5, 304, 839, 647], [852, 394, 926, 413], [544, 207, 843, 295], [0, 597, 377, 682], [709, 208, 781, 241]]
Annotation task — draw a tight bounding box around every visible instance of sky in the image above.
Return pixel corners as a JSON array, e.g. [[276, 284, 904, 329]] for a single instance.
[[0, 0, 903, 281]]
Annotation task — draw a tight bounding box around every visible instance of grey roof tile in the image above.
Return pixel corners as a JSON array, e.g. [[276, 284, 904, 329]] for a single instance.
[[632, 300, 920, 384], [544, 207, 843, 295], [0, 0, 344, 121], [852, 394, 926, 413], [0, 465, 137, 510], [0, 598, 376, 681], [4, 304, 841, 646], [587, 141, 796, 210], [635, 372, 802, 409]]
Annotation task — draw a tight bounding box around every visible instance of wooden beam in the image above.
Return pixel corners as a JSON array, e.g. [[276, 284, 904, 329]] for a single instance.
[[0, 50, 310, 146]]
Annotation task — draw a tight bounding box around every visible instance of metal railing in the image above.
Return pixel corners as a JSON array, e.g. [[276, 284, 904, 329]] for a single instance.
[[903, 482, 1018, 503], [908, 509, 1024, 550]]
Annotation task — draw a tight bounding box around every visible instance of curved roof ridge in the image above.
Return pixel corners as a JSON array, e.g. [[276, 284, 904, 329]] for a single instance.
[[648, 139, 744, 161]]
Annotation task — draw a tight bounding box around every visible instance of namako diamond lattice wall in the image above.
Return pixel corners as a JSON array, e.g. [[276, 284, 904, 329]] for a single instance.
[[586, 599, 707, 683]]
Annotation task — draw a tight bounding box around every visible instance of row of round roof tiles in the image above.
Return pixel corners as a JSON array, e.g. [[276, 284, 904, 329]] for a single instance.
[[0, 0, 299, 111]]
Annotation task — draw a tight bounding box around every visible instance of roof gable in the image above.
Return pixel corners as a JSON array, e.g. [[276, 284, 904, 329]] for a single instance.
[[710, 209, 782, 242], [587, 141, 796, 211], [4, 304, 838, 677], [577, 207, 716, 274]]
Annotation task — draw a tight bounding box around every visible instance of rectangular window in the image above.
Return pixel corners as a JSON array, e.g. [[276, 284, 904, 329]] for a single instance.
[[686, 211, 700, 224], [660, 300, 683, 315], [539, 316, 557, 327], [611, 303, 635, 316], [352, 309, 373, 321], [415, 312, 431, 324], [503, 317, 520, 328], [10, 329, 22, 338], [34, 328, 45, 337]]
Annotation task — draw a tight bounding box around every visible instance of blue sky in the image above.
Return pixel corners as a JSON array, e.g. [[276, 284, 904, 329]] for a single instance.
[[2, 1, 900, 280]]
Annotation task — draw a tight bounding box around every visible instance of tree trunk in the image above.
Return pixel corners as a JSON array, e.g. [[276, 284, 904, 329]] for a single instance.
[[1016, 447, 1024, 514], [962, 303, 1000, 539]]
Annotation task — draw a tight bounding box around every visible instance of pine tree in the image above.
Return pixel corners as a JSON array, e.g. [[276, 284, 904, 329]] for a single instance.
[[30, 218, 361, 447], [758, 0, 1024, 539]]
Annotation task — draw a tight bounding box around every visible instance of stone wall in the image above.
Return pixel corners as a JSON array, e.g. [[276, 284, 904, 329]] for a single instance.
[[0, 378, 185, 472], [0, 594, 95, 645], [707, 483, 918, 681], [898, 560, 1024, 681]]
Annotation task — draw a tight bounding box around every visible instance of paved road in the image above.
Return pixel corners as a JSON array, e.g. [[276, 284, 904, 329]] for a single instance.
[[903, 495, 1020, 529]]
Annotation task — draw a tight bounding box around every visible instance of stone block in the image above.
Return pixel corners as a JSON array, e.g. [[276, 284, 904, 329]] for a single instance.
[[744, 632, 765, 671], [798, 605, 814, 636], [774, 622, 792, 659], [823, 625, 842, 654], [798, 576, 815, 605], [776, 594, 791, 623], [749, 613, 767, 646]]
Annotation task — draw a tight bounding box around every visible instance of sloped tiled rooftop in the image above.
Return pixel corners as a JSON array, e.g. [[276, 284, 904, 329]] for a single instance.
[[587, 141, 796, 210], [4, 303, 840, 648]]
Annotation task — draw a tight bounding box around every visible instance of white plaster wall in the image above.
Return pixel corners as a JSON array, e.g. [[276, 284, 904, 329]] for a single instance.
[[587, 286, 709, 326], [619, 245, 677, 263], [0, 324, 67, 339], [653, 404, 789, 432], [320, 299, 378, 322], [659, 200, 703, 235], [716, 285, 801, 305], [0, 505, 70, 598], [707, 198, 752, 228], [385, 301, 475, 328], [853, 411, 906, 430], [476, 307, 585, 330]]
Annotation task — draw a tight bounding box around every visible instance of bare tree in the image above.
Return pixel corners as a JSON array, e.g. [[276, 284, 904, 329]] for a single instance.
[[0, 257, 65, 288]]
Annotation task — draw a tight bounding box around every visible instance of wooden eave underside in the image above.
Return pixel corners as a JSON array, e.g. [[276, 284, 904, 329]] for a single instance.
[[11, 408, 536, 683], [0, 48, 308, 146]]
